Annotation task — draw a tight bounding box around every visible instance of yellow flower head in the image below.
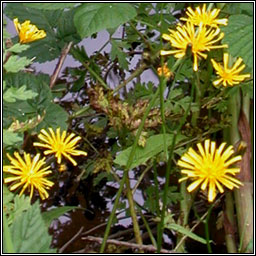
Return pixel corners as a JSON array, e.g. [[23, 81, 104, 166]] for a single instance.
[[3, 152, 54, 200], [178, 139, 243, 202], [157, 63, 173, 79], [180, 4, 228, 27], [211, 53, 251, 87], [160, 22, 228, 71], [13, 18, 46, 44], [33, 128, 88, 167]]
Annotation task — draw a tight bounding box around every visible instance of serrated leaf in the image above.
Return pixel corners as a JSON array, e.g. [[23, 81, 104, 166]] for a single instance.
[[114, 134, 185, 169], [110, 40, 129, 70], [4, 85, 38, 103], [11, 200, 56, 253], [24, 3, 77, 10], [7, 195, 31, 225], [4, 73, 68, 131], [3, 129, 23, 146], [74, 3, 137, 38], [7, 43, 30, 53], [222, 14, 253, 69], [3, 185, 15, 206], [165, 223, 207, 244], [42, 206, 78, 227], [37, 103, 68, 131], [4, 56, 32, 73]]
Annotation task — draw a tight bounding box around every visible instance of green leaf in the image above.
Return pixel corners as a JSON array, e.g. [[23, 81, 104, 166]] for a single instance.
[[4, 73, 68, 131], [110, 40, 129, 70], [11, 200, 56, 253], [74, 3, 137, 38], [4, 56, 32, 73], [4, 85, 38, 103], [24, 3, 77, 10], [239, 3, 253, 16], [38, 103, 68, 131], [3, 185, 15, 206], [42, 206, 78, 227], [165, 223, 207, 244], [114, 134, 185, 169], [3, 129, 23, 146], [6, 43, 30, 53], [7, 195, 31, 225], [222, 14, 253, 70]]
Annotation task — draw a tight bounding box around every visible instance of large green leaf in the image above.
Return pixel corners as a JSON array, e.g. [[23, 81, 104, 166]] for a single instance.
[[11, 200, 56, 253], [74, 3, 137, 38], [222, 14, 253, 70], [24, 3, 77, 10], [7, 195, 31, 225], [114, 134, 185, 169], [42, 206, 78, 226]]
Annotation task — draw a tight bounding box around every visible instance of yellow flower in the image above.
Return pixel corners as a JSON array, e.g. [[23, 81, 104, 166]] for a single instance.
[[180, 4, 228, 27], [211, 53, 251, 87], [3, 152, 54, 200], [157, 63, 173, 79], [13, 18, 46, 44], [161, 22, 228, 71], [33, 128, 87, 166], [178, 139, 243, 202]]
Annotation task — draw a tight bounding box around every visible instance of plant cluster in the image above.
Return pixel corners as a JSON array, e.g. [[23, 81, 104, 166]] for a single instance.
[[3, 3, 253, 254]]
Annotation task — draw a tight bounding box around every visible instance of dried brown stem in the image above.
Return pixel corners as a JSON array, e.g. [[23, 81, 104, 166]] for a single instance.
[[50, 41, 73, 89], [58, 226, 84, 253], [82, 236, 174, 253]]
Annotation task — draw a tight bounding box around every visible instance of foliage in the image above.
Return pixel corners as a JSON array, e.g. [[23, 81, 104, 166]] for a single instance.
[[3, 2, 253, 254]]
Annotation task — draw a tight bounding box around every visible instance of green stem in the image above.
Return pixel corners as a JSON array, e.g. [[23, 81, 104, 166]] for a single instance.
[[3, 212, 15, 253], [157, 77, 195, 252], [82, 62, 109, 90], [191, 71, 201, 126], [100, 85, 160, 253], [204, 205, 213, 253], [138, 208, 157, 247], [112, 63, 147, 94], [224, 191, 237, 253], [231, 90, 253, 253], [125, 179, 143, 247], [129, 21, 153, 52]]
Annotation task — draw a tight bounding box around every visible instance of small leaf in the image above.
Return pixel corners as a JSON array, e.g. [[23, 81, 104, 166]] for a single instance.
[[4, 56, 32, 73], [165, 223, 207, 244], [42, 206, 78, 227], [222, 14, 253, 70], [3, 129, 23, 146], [4, 85, 38, 103], [11, 200, 56, 253], [74, 3, 137, 38], [24, 3, 77, 10], [7, 43, 30, 53], [110, 40, 129, 70], [114, 134, 185, 169]]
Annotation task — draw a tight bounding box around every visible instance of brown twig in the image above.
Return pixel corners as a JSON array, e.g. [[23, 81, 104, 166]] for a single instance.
[[50, 41, 73, 89], [58, 226, 84, 253], [82, 235, 174, 253]]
